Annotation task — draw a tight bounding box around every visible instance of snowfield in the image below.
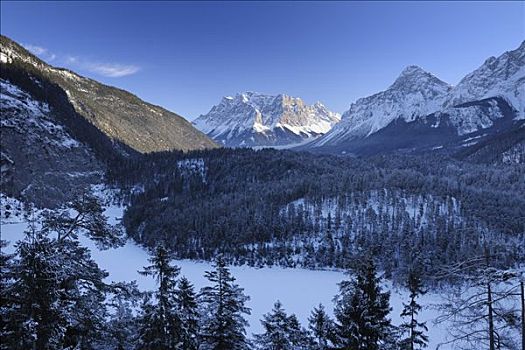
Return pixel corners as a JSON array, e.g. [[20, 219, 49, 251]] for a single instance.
[[0, 195, 461, 349]]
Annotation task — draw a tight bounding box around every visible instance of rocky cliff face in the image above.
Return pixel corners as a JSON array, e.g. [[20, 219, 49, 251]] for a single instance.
[[193, 92, 340, 147]]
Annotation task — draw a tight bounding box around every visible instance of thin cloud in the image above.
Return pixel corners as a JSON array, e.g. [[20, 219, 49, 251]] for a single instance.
[[22, 44, 139, 78], [64, 55, 140, 77], [22, 43, 56, 61], [22, 43, 47, 55], [65, 55, 78, 64], [84, 62, 140, 77]]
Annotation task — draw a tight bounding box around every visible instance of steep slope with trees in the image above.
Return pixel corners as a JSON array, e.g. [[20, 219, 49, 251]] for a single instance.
[[1, 35, 218, 154]]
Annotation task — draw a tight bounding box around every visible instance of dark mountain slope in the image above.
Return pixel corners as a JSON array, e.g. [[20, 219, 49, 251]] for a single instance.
[[0, 35, 218, 154], [0, 75, 103, 207], [454, 121, 525, 164]]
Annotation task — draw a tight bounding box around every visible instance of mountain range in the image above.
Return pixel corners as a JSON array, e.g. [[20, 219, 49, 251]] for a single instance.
[[190, 40, 524, 155], [1, 35, 524, 208], [304, 41, 525, 156], [193, 92, 340, 147]]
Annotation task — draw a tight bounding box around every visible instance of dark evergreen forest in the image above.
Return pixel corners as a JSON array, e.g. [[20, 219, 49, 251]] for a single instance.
[[107, 148, 525, 283]]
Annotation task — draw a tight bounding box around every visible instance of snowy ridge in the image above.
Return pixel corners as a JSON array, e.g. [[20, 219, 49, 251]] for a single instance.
[[193, 92, 340, 147], [1, 35, 218, 153], [310, 40, 525, 149], [313, 66, 451, 146], [445, 41, 525, 119], [1, 38, 82, 83]]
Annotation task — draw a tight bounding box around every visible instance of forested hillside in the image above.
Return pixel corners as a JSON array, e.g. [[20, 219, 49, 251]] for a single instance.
[[1, 35, 218, 154], [108, 148, 525, 283]]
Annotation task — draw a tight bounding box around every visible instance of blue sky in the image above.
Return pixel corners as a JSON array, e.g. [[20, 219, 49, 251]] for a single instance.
[[1, 1, 524, 120]]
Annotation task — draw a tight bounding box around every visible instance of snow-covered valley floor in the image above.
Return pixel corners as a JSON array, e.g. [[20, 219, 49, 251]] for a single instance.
[[1, 198, 453, 349]]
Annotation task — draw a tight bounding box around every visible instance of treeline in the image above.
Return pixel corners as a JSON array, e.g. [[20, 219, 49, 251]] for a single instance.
[[106, 148, 525, 282]]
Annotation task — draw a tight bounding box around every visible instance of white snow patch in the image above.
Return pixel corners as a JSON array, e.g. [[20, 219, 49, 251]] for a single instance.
[[1, 79, 81, 149]]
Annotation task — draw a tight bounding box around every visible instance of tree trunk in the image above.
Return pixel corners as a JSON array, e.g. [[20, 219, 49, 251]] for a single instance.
[[488, 282, 495, 350], [520, 281, 525, 350], [410, 304, 415, 350]]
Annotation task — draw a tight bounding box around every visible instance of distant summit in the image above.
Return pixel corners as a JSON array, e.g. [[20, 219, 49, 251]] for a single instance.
[[309, 65, 451, 147], [193, 92, 340, 147]]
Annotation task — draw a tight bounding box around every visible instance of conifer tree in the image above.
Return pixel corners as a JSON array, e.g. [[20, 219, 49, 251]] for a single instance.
[[199, 255, 251, 350], [11, 224, 66, 349], [399, 269, 428, 350], [254, 300, 312, 350], [176, 276, 200, 350], [136, 244, 182, 350], [0, 240, 16, 350], [308, 303, 336, 350], [334, 257, 394, 350], [1, 194, 124, 350], [106, 297, 137, 350]]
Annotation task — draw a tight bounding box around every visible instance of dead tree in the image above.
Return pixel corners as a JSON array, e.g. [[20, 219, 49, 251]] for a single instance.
[[434, 253, 522, 350]]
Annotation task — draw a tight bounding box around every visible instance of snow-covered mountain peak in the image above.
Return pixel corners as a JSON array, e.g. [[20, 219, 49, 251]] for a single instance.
[[311, 66, 451, 146], [390, 65, 451, 93], [193, 92, 340, 147], [445, 40, 525, 118], [306, 41, 524, 152], [396, 65, 427, 79]]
